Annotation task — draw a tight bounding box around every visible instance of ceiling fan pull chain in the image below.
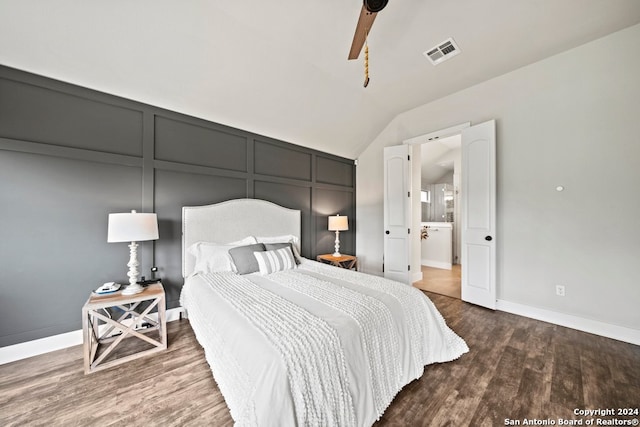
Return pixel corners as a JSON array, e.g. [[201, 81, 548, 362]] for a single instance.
[[364, 38, 370, 87]]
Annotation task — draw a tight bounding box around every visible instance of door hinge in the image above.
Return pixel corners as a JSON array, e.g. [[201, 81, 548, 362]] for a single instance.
[[408, 265, 411, 271], [408, 155, 411, 161], [408, 228, 410, 234], [408, 191, 410, 198]]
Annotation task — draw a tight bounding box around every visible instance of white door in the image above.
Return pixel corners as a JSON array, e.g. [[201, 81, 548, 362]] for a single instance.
[[461, 120, 496, 309], [383, 145, 412, 284]]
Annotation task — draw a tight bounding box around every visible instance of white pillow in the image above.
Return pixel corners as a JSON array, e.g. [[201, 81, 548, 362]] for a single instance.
[[188, 236, 257, 274], [254, 247, 297, 275], [255, 234, 301, 261]]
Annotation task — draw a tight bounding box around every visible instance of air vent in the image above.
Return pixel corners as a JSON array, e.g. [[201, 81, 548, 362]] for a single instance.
[[423, 37, 461, 65]]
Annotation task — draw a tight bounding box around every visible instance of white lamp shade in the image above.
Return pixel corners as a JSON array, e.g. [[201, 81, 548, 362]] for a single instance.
[[328, 215, 348, 231], [107, 211, 159, 242]]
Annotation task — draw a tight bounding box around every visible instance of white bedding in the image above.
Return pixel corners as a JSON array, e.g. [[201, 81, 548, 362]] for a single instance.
[[180, 259, 468, 427]]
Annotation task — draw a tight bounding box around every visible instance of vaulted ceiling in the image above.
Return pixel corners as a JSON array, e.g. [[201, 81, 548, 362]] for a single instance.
[[1, 1, 639, 159]]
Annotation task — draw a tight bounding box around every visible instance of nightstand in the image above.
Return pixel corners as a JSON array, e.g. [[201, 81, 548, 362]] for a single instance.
[[316, 254, 358, 271], [82, 282, 167, 374]]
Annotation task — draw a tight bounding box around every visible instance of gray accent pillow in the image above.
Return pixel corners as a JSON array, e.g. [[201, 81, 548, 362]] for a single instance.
[[265, 242, 301, 264], [229, 243, 266, 274]]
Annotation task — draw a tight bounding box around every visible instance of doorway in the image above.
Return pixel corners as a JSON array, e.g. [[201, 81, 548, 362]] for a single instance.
[[385, 120, 496, 309], [412, 133, 462, 299]]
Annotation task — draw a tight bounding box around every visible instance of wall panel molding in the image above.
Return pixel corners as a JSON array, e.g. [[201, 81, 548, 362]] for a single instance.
[[155, 115, 248, 172], [316, 155, 355, 187], [0, 137, 144, 167], [0, 64, 355, 349], [254, 139, 312, 181], [0, 76, 143, 156]]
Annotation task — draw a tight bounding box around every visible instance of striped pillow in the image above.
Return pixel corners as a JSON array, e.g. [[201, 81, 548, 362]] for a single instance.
[[254, 247, 297, 275]]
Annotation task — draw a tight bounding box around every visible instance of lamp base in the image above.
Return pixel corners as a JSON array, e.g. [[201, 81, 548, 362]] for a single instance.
[[332, 252, 342, 257], [123, 241, 143, 295], [121, 283, 144, 295], [333, 230, 342, 259]]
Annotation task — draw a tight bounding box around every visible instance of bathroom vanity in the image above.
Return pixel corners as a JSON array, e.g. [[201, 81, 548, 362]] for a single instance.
[[420, 222, 452, 270]]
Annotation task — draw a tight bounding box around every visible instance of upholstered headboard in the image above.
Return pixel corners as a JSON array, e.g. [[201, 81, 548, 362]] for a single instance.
[[182, 198, 301, 278]]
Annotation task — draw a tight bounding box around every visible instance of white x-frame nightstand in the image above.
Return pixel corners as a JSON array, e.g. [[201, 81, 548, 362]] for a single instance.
[[82, 282, 167, 374]]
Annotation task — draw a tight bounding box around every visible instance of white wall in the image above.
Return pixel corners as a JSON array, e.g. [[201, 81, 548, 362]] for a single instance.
[[356, 24, 640, 333]]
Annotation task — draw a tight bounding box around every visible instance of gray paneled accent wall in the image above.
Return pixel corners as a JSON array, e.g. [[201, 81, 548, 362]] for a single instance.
[[0, 65, 356, 347]]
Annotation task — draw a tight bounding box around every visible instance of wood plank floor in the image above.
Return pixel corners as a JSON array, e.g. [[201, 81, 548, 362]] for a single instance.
[[413, 265, 461, 299], [1, 292, 638, 427]]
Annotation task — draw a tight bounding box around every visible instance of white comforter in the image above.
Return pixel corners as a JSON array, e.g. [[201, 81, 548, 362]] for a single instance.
[[180, 259, 468, 427]]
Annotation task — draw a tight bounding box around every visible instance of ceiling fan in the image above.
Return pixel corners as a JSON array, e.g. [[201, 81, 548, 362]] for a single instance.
[[348, 0, 389, 60]]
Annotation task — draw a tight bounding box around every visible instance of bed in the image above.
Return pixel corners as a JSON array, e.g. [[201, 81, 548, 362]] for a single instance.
[[179, 199, 468, 426]]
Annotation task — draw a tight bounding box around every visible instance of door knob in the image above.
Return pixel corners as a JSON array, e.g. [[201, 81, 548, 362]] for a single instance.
[[485, 236, 492, 241], [385, 230, 390, 234]]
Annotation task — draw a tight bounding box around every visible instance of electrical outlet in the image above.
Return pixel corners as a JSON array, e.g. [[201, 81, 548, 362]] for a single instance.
[[555, 285, 565, 297]]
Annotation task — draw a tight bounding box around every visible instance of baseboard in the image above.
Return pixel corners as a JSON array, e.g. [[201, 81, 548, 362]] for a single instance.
[[496, 299, 640, 346], [421, 260, 452, 270], [0, 307, 185, 365]]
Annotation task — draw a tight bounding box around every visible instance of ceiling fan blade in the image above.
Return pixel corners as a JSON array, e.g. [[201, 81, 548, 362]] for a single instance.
[[348, 6, 377, 60]]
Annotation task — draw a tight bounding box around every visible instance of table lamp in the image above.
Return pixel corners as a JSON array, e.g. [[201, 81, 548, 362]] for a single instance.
[[328, 214, 348, 257], [107, 210, 159, 295]]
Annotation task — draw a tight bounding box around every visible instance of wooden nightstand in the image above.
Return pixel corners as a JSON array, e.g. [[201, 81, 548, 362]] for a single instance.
[[82, 282, 167, 374], [316, 254, 358, 271]]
